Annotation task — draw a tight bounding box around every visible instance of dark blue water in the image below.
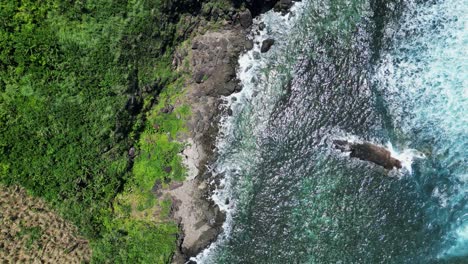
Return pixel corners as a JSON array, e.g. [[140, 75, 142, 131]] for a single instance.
[[196, 0, 467, 263]]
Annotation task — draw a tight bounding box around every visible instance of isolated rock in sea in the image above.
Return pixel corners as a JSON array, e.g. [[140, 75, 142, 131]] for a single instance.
[[259, 22, 266, 30], [333, 140, 402, 170], [261, 38, 275, 53]]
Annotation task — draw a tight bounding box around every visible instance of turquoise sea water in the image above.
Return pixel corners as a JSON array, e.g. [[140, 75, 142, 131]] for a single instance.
[[196, 0, 467, 263]]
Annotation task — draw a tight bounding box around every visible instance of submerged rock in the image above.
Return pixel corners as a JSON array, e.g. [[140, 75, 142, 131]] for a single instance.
[[333, 140, 402, 170], [261, 38, 275, 53]]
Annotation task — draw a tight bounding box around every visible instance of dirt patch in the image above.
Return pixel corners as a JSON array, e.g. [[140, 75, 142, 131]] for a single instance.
[[0, 185, 90, 263]]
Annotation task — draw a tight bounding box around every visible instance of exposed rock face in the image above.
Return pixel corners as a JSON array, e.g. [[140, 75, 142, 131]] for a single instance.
[[333, 140, 402, 170], [190, 30, 246, 98], [167, 1, 301, 262], [168, 28, 249, 263], [261, 38, 275, 53]]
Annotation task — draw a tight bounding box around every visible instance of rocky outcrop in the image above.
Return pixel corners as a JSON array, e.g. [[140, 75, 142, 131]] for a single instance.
[[333, 140, 402, 170], [169, 28, 250, 263], [167, 1, 301, 262]]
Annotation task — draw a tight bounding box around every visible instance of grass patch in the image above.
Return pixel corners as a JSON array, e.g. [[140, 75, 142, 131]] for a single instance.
[[0, 0, 231, 262], [17, 226, 43, 250]]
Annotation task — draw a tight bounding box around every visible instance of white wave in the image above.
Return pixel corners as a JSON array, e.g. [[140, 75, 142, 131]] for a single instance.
[[386, 142, 425, 175], [375, 0, 468, 258]]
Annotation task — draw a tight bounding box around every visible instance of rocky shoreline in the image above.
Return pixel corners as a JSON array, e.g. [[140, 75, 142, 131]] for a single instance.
[[162, 1, 297, 262]]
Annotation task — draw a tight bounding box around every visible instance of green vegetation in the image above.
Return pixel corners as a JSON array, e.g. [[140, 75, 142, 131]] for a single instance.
[[17, 226, 43, 250], [0, 0, 233, 262]]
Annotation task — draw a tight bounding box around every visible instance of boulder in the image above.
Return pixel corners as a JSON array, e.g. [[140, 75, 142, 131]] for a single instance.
[[239, 10, 253, 28], [260, 38, 275, 53], [333, 140, 402, 170], [259, 22, 266, 30]]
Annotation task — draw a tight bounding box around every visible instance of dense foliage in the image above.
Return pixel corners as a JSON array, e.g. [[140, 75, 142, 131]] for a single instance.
[[0, 0, 231, 262]]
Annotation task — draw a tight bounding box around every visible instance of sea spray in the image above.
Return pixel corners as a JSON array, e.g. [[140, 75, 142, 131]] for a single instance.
[[386, 142, 425, 175]]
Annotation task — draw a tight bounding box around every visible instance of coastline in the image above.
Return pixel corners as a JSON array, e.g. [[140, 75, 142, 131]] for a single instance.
[[165, 20, 250, 263], [162, 2, 297, 262]]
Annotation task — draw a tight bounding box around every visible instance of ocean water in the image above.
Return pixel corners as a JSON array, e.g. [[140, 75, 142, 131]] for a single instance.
[[195, 0, 467, 263]]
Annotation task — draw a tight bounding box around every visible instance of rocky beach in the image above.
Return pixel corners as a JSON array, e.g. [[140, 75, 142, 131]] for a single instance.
[[162, 1, 297, 262]]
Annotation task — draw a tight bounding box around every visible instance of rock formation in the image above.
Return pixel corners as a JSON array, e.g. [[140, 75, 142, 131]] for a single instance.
[[333, 140, 402, 170], [261, 38, 275, 53]]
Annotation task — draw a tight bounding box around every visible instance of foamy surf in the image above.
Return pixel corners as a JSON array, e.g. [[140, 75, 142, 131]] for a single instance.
[[386, 142, 425, 175]]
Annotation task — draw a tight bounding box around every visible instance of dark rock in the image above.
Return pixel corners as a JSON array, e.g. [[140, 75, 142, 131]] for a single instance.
[[238, 0, 280, 17], [219, 82, 237, 96], [161, 104, 174, 114], [192, 41, 199, 50], [260, 38, 275, 53], [227, 108, 233, 116], [333, 140, 402, 170], [239, 10, 253, 28], [274, 0, 293, 14], [193, 69, 208, 83], [152, 180, 162, 195], [164, 166, 172, 173], [234, 83, 242, 93], [125, 94, 143, 115], [259, 22, 266, 30]]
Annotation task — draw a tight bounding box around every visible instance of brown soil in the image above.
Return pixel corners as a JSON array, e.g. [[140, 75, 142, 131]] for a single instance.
[[0, 185, 90, 263]]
